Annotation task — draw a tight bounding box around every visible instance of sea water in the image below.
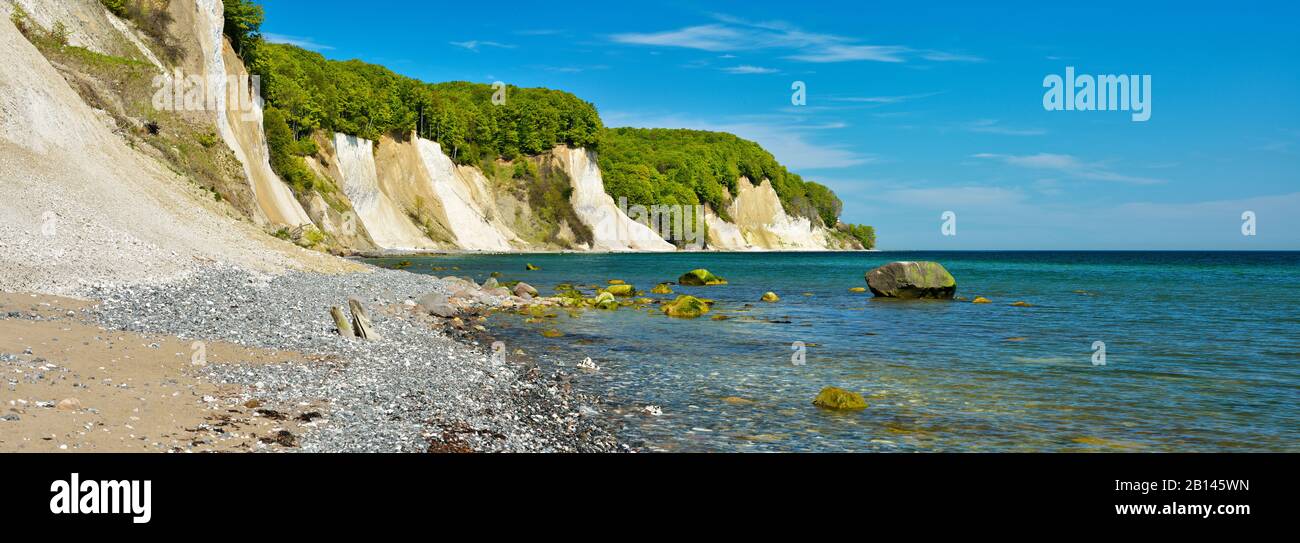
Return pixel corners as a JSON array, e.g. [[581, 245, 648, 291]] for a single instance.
[[368, 251, 1300, 452]]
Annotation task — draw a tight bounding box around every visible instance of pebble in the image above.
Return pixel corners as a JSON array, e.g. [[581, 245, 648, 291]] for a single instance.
[[87, 266, 625, 453]]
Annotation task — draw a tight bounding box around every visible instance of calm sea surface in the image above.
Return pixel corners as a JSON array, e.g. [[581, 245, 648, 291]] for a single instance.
[[366, 251, 1300, 452]]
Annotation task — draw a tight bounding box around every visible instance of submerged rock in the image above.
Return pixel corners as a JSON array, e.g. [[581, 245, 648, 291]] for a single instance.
[[865, 261, 956, 299], [972, 297, 991, 304], [525, 263, 540, 271], [848, 287, 867, 293], [592, 291, 619, 310], [678, 269, 728, 286], [812, 387, 868, 410], [761, 291, 780, 302], [650, 283, 673, 295], [661, 295, 711, 319], [605, 284, 634, 297]]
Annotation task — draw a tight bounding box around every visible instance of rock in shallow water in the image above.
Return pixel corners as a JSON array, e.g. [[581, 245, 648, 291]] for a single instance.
[[812, 387, 868, 410], [678, 269, 728, 286], [865, 261, 957, 299]]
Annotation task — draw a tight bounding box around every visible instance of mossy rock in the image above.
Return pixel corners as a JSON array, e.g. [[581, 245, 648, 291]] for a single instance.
[[661, 295, 711, 319], [812, 387, 868, 410], [606, 284, 635, 297], [650, 283, 674, 295], [865, 261, 957, 299], [540, 329, 564, 338], [972, 297, 991, 304], [1010, 301, 1032, 307], [608, 279, 625, 285], [525, 263, 540, 271], [592, 291, 619, 310], [848, 287, 867, 293], [760, 291, 780, 302], [678, 268, 728, 286]]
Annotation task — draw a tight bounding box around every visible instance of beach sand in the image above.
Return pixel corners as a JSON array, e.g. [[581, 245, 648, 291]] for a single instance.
[[0, 291, 326, 452]]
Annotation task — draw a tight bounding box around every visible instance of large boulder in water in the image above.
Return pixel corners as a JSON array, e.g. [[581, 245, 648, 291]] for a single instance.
[[865, 261, 956, 299]]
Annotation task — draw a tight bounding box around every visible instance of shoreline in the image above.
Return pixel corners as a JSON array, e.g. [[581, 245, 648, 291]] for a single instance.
[[1, 264, 629, 453]]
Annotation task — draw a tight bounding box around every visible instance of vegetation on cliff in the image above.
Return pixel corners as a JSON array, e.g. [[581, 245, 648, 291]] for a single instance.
[[219, 0, 874, 248], [599, 128, 841, 226]]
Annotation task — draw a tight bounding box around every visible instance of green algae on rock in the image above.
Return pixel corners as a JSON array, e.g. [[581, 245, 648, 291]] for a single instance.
[[661, 295, 711, 318], [678, 269, 728, 286], [812, 386, 868, 410], [605, 284, 634, 296], [865, 261, 956, 299]]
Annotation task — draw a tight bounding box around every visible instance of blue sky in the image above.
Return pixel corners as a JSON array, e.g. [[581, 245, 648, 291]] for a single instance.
[[261, 0, 1299, 249]]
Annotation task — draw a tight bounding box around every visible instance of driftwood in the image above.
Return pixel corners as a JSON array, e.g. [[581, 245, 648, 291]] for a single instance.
[[348, 297, 380, 341], [329, 306, 352, 337]]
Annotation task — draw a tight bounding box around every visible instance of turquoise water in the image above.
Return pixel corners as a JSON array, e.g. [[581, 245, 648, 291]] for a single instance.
[[368, 252, 1300, 452]]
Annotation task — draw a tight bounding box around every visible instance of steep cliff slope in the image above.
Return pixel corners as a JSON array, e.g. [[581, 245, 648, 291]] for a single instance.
[[553, 147, 676, 252], [374, 135, 518, 251], [725, 177, 831, 250], [331, 133, 438, 252], [192, 0, 312, 228], [0, 13, 349, 294]]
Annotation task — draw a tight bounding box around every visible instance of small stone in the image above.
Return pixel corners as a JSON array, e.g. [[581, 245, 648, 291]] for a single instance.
[[56, 398, 82, 411]]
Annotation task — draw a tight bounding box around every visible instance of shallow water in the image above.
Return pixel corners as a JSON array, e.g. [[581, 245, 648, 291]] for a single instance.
[[367, 252, 1300, 452]]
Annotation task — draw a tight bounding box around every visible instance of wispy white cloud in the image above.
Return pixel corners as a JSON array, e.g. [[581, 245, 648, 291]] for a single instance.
[[962, 119, 1046, 136], [263, 33, 333, 52], [722, 65, 778, 74], [973, 153, 1164, 184], [786, 45, 910, 63], [920, 50, 985, 63], [829, 92, 942, 105], [610, 15, 981, 64], [879, 185, 1026, 207], [449, 40, 516, 52]]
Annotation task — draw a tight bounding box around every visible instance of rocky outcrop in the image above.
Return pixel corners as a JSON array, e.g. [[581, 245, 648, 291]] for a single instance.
[[865, 261, 957, 299]]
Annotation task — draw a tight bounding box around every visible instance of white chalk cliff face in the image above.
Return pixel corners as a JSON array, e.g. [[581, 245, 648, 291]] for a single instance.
[[0, 12, 343, 294], [414, 138, 517, 251], [552, 146, 676, 252], [724, 177, 830, 250], [195, 0, 311, 228], [703, 206, 755, 251], [332, 133, 438, 251]]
